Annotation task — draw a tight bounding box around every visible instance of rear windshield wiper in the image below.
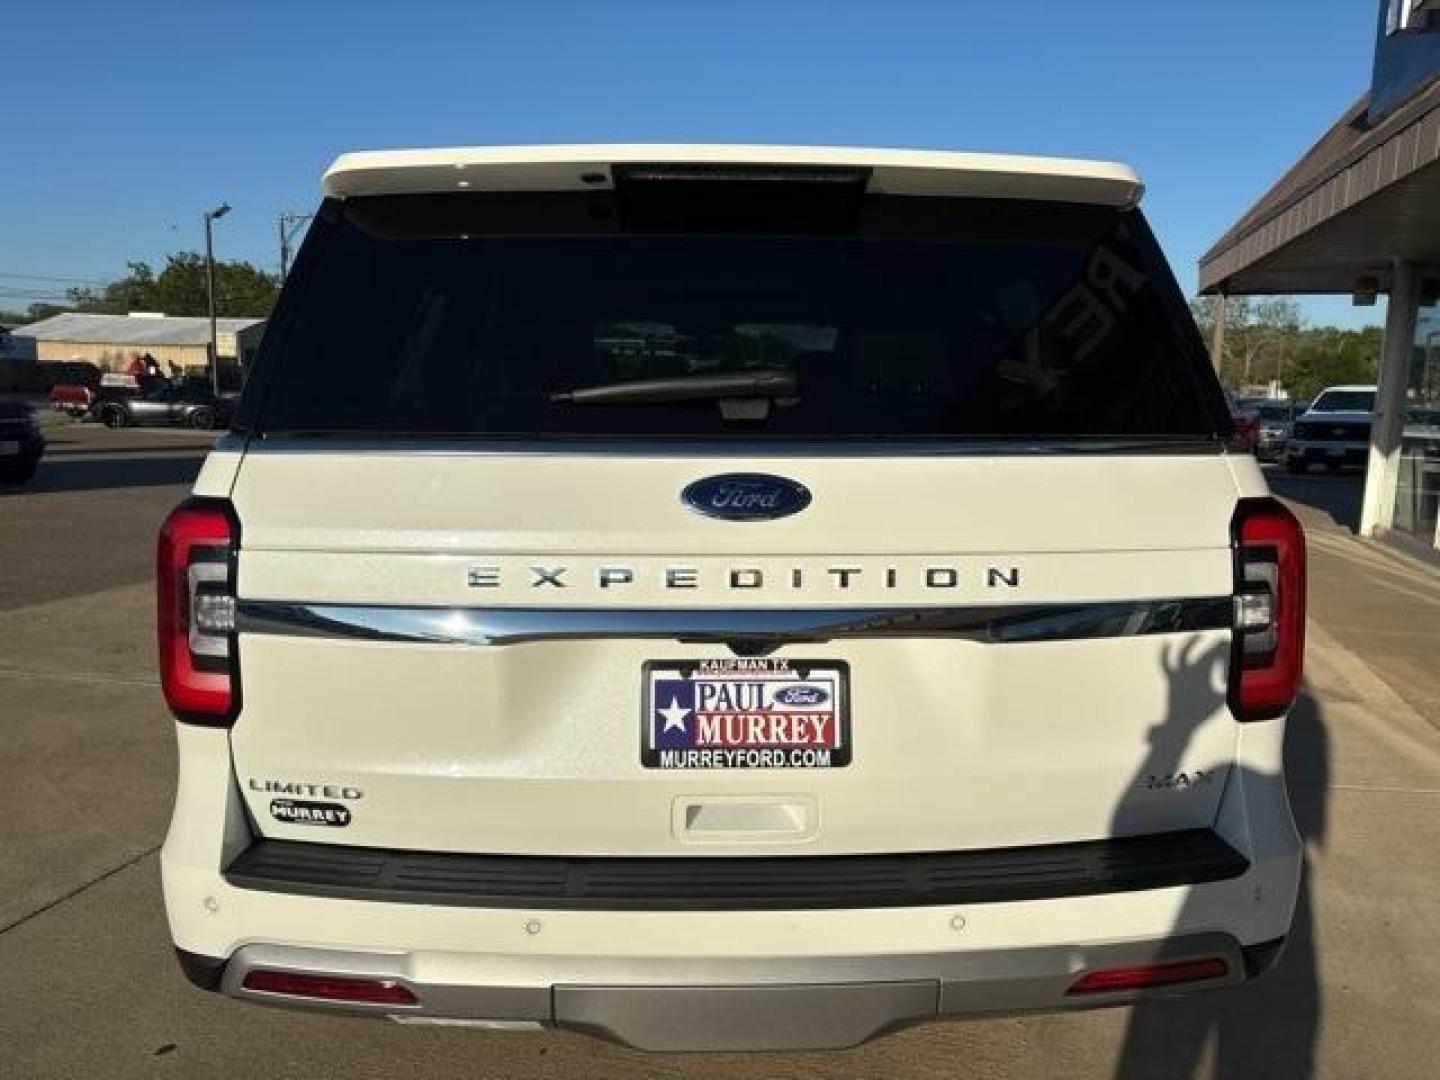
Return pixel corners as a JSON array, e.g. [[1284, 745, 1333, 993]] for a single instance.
[[550, 369, 797, 407]]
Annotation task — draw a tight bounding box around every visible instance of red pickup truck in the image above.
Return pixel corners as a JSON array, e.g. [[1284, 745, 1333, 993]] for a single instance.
[[46, 363, 106, 416], [50, 383, 95, 416], [50, 370, 135, 418]]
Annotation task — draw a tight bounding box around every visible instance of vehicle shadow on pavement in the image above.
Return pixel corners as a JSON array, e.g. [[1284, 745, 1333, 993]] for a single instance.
[[1112, 641, 1327, 1080], [1266, 468, 1363, 534], [0, 454, 205, 496]]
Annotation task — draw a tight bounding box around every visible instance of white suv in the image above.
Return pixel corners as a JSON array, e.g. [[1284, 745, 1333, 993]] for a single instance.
[[1286, 384, 1376, 474], [158, 145, 1306, 1052]]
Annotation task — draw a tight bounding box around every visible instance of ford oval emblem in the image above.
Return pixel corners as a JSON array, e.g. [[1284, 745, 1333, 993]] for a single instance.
[[682, 473, 812, 522], [774, 685, 829, 706]]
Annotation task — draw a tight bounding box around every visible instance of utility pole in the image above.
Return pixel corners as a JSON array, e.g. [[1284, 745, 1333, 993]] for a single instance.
[[278, 212, 314, 280], [204, 203, 231, 395], [1210, 293, 1227, 378]]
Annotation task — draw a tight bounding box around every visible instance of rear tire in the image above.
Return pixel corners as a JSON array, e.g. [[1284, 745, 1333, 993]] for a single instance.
[[102, 407, 129, 429], [189, 408, 216, 430]]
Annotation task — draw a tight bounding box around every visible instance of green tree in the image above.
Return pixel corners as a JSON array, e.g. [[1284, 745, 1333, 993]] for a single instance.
[[1189, 296, 1304, 387], [1186, 295, 1392, 395], [68, 253, 279, 317], [0, 302, 69, 324], [1282, 331, 1381, 399]]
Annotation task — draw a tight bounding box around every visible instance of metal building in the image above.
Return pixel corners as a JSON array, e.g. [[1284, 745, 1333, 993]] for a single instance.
[[9, 312, 266, 375], [1201, 0, 1440, 555]]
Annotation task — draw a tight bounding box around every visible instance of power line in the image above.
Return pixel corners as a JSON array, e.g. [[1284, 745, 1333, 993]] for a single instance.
[[0, 270, 110, 286], [0, 286, 75, 300]]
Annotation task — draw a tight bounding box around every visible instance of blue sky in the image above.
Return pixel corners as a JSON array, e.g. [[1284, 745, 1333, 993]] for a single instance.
[[1, 0, 1383, 327]]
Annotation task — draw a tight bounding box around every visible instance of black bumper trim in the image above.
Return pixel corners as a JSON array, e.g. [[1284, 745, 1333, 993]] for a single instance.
[[1241, 936, 1287, 978], [175, 948, 227, 992], [223, 829, 1248, 912]]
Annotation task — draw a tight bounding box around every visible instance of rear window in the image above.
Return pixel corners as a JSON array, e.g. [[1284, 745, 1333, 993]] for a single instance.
[[240, 191, 1226, 441]]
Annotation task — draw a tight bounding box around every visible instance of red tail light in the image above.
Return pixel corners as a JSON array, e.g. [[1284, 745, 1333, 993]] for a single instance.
[[1230, 498, 1306, 721], [1067, 957, 1229, 995], [157, 498, 239, 725], [242, 970, 417, 1006]]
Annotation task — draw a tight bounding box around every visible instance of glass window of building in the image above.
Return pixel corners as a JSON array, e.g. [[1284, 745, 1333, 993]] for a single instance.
[[1392, 285, 1440, 544]]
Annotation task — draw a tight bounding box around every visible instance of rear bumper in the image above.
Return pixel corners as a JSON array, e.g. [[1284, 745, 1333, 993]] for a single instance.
[[1287, 441, 1367, 466], [176, 931, 1277, 1051], [162, 723, 1302, 1049]]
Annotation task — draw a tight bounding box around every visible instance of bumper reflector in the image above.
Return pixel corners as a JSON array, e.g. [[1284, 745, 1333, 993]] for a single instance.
[[1066, 957, 1229, 995], [241, 969, 417, 1006]]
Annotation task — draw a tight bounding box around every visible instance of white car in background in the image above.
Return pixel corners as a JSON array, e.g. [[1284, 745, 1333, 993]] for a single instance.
[[156, 145, 1306, 1051], [1286, 384, 1376, 473]]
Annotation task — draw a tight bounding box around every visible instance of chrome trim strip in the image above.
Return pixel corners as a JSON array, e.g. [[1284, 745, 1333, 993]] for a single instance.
[[235, 597, 1232, 647], [241, 435, 1228, 458]]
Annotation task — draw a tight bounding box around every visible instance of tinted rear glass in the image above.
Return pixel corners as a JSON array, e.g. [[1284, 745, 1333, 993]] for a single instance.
[[1311, 390, 1375, 413], [241, 192, 1225, 441]]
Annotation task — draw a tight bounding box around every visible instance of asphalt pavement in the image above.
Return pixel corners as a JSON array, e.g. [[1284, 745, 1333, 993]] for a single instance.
[[0, 428, 1436, 1079]]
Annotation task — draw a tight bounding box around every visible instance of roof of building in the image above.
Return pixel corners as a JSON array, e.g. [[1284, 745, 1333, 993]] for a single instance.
[[11, 312, 265, 345], [1199, 74, 1440, 293], [323, 144, 1144, 207]]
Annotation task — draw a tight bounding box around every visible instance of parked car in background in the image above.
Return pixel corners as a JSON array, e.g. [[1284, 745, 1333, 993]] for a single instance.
[[44, 363, 105, 415], [36, 360, 103, 392], [97, 379, 233, 429], [0, 399, 46, 483], [49, 382, 95, 417], [85, 373, 145, 422], [1223, 388, 1259, 454], [1241, 399, 1306, 461], [1286, 385, 1376, 473], [49, 380, 97, 414], [49, 370, 143, 419]]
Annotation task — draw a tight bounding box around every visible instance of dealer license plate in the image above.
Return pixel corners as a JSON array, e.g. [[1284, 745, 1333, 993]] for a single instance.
[[641, 658, 850, 769]]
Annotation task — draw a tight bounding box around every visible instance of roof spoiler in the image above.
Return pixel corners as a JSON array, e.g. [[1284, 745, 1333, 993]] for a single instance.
[[323, 145, 1143, 208]]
